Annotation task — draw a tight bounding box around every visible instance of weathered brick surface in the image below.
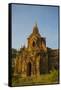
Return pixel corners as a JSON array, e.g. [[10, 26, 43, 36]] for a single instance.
[[12, 24, 58, 78]]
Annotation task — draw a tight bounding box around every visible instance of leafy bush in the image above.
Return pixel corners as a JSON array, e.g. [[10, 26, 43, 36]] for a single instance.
[[49, 69, 58, 82], [12, 69, 59, 86]]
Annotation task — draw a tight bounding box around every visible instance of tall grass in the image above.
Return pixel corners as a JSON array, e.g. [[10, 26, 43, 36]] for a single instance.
[[12, 69, 59, 86]]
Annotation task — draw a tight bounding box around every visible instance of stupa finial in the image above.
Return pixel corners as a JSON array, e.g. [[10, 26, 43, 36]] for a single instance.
[[33, 21, 39, 34], [35, 20, 37, 27]]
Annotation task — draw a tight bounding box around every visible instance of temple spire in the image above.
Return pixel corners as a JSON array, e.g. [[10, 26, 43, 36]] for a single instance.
[[33, 21, 39, 34], [33, 20, 38, 28], [35, 20, 37, 27]]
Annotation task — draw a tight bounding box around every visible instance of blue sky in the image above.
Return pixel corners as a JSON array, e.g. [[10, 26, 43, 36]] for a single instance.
[[12, 4, 59, 49]]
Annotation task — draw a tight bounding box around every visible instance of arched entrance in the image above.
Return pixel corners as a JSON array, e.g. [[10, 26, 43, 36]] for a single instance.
[[27, 62, 31, 76], [39, 59, 42, 74], [39, 58, 46, 74]]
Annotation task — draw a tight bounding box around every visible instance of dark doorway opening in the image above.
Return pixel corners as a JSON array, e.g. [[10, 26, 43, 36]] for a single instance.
[[33, 41, 35, 47], [39, 60, 41, 74], [39, 59, 46, 74], [27, 62, 31, 76]]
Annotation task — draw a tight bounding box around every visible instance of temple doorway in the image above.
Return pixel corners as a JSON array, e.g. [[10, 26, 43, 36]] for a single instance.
[[27, 62, 32, 76]]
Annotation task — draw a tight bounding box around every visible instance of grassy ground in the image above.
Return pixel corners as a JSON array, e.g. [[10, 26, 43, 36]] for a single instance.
[[12, 69, 59, 86]]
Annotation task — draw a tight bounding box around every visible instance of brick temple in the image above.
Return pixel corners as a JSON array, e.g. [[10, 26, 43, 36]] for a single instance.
[[13, 23, 58, 77]]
